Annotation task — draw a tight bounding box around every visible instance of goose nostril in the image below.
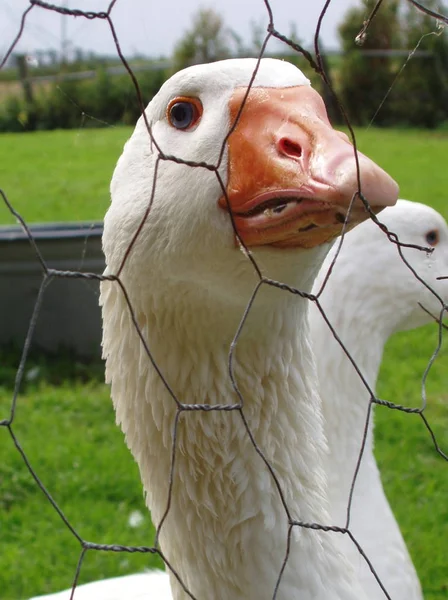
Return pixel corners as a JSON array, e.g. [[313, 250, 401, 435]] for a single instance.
[[278, 137, 303, 159]]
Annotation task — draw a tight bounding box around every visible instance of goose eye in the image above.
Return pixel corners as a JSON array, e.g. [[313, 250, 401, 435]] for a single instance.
[[167, 97, 202, 130], [426, 229, 439, 246]]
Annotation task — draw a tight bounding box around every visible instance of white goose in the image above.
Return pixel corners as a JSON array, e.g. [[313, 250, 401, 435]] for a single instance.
[[28, 58, 397, 600], [311, 198, 448, 600]]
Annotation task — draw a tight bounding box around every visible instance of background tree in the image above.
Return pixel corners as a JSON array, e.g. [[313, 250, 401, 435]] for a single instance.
[[172, 9, 235, 72], [338, 0, 401, 126], [388, 1, 448, 127], [338, 0, 448, 128], [171, 10, 277, 72]]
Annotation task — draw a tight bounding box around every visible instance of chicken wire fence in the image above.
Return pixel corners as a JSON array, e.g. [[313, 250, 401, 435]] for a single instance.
[[1, 1, 447, 599]]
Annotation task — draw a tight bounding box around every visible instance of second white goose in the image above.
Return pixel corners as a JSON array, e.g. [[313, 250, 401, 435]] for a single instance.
[[311, 199, 448, 600]]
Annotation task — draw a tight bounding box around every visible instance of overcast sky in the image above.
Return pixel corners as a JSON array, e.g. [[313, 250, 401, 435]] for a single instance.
[[1, 0, 362, 63]]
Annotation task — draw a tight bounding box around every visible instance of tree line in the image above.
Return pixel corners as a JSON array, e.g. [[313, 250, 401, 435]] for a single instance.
[[338, 0, 448, 128], [0, 0, 447, 132]]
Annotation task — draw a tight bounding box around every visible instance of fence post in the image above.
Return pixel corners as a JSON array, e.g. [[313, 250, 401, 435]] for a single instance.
[[16, 54, 36, 130]]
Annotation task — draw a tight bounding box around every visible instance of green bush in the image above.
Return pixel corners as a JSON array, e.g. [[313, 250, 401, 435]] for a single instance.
[[337, 0, 448, 128], [338, 0, 400, 127], [0, 96, 28, 132], [387, 4, 448, 129], [0, 67, 167, 133]]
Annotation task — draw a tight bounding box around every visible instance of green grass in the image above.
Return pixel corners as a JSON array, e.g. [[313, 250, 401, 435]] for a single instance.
[[0, 357, 164, 600], [1, 127, 448, 598], [355, 128, 448, 218], [0, 127, 130, 225], [376, 327, 448, 598]]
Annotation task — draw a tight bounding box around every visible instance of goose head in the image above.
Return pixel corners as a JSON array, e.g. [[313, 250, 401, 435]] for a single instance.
[[316, 199, 448, 340], [374, 199, 448, 333], [104, 58, 398, 305]]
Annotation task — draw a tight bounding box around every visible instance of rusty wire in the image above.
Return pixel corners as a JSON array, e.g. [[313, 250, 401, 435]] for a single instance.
[[1, 1, 447, 599]]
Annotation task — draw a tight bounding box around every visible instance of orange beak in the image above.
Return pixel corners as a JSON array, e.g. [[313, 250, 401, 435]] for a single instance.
[[219, 86, 399, 248]]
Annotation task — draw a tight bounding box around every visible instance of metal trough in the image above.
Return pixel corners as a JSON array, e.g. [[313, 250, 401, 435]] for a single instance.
[[0, 222, 105, 358]]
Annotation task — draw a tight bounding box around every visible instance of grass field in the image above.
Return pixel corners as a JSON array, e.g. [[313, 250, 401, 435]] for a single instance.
[[1, 126, 447, 599], [0, 127, 129, 225]]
